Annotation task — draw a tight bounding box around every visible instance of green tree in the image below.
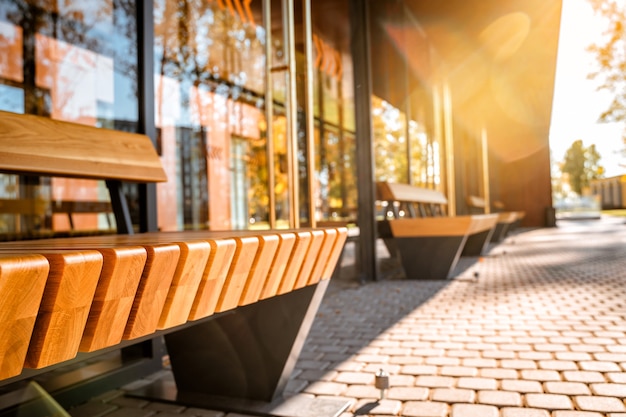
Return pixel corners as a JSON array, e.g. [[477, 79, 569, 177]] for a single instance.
[[587, 0, 626, 154], [561, 139, 604, 195]]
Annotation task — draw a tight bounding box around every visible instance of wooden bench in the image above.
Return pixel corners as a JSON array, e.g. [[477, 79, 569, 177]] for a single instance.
[[0, 111, 348, 415], [466, 195, 525, 242], [376, 182, 498, 280]]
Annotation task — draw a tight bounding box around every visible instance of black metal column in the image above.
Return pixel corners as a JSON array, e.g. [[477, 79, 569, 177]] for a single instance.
[[350, 0, 378, 282], [137, 0, 159, 233]]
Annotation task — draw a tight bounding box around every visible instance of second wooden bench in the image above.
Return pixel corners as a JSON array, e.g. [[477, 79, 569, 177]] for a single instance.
[[377, 182, 498, 280]]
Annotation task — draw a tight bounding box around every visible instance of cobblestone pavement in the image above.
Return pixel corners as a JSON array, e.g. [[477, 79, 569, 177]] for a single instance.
[[69, 217, 626, 417]]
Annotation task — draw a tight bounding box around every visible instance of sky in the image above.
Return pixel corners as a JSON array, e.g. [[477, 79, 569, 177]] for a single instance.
[[549, 0, 624, 177]]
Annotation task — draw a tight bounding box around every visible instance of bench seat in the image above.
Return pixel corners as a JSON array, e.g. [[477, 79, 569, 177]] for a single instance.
[[378, 214, 497, 279], [467, 195, 525, 241], [0, 228, 346, 381]]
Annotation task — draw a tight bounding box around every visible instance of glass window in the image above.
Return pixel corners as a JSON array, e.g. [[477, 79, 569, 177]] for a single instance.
[[154, 0, 269, 231], [0, 0, 138, 239]]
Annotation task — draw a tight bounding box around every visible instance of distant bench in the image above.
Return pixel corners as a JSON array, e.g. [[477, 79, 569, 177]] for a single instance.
[[376, 182, 498, 279], [0, 111, 348, 414], [466, 195, 525, 242]]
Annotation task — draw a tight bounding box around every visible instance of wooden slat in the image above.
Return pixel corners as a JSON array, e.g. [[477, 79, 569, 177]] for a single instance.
[[388, 217, 474, 238], [377, 182, 448, 205], [215, 237, 259, 312], [293, 230, 325, 289], [277, 232, 312, 295], [466, 214, 499, 235], [259, 233, 296, 300], [188, 238, 237, 321], [80, 247, 147, 352], [309, 228, 338, 284], [0, 254, 49, 379], [158, 241, 212, 329], [320, 227, 348, 280], [239, 234, 280, 306], [0, 111, 167, 182], [497, 212, 519, 224], [124, 244, 181, 340], [24, 250, 103, 367]]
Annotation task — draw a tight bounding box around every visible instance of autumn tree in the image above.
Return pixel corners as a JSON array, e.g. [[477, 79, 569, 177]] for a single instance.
[[587, 0, 626, 161], [561, 139, 604, 195]]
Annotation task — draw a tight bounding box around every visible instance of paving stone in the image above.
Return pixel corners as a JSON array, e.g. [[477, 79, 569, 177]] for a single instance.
[[589, 383, 626, 397], [476, 390, 522, 407], [524, 393, 574, 410], [555, 352, 593, 361], [401, 401, 448, 417], [352, 399, 401, 415], [500, 379, 543, 393], [110, 397, 151, 409], [552, 411, 605, 417], [104, 408, 156, 417], [579, 361, 622, 372], [283, 378, 309, 394], [387, 373, 415, 386], [431, 388, 475, 403], [344, 384, 382, 399], [302, 381, 347, 396], [415, 376, 454, 388], [450, 403, 498, 417], [594, 353, 626, 362], [386, 386, 429, 401], [389, 356, 424, 365], [501, 359, 538, 370], [92, 390, 125, 402], [301, 359, 335, 369], [518, 351, 554, 361], [461, 358, 497, 368], [562, 371, 606, 383], [68, 401, 118, 417], [424, 357, 461, 366], [574, 396, 626, 413], [401, 365, 438, 375], [482, 350, 517, 359], [544, 381, 591, 395], [334, 371, 374, 384], [181, 408, 225, 416], [439, 366, 478, 377], [500, 407, 550, 417], [145, 402, 185, 413], [606, 372, 626, 383], [538, 360, 578, 371], [480, 368, 519, 379], [456, 376, 497, 390], [297, 369, 339, 382], [520, 370, 562, 381]]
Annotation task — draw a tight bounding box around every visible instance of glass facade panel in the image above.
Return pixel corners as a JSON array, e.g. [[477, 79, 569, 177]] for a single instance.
[[0, 0, 138, 238], [154, 0, 268, 231]]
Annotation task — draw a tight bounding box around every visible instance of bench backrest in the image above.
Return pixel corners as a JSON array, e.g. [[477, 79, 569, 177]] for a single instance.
[[466, 195, 487, 210], [376, 181, 447, 217], [0, 111, 167, 235], [0, 111, 166, 182]]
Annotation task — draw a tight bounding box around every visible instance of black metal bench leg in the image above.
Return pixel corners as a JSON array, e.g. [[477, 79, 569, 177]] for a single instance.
[[130, 280, 351, 416]]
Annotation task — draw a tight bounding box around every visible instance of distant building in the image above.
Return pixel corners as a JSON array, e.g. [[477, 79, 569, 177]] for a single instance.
[[590, 175, 626, 209]]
